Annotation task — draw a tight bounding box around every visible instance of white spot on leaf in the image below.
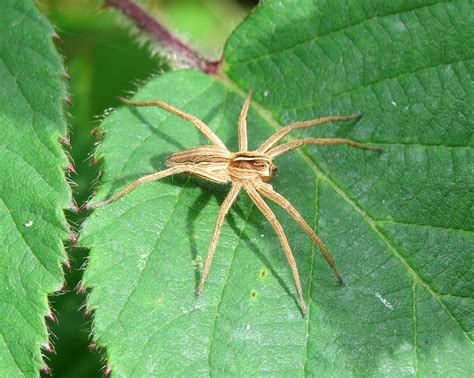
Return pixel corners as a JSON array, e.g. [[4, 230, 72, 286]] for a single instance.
[[24, 220, 33, 228], [137, 253, 148, 270], [375, 292, 394, 310]]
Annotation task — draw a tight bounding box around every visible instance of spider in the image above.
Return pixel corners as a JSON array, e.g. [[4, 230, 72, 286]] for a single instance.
[[88, 92, 379, 318]]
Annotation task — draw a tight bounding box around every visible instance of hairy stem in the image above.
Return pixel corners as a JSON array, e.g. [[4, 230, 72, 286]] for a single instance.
[[105, 0, 221, 74]]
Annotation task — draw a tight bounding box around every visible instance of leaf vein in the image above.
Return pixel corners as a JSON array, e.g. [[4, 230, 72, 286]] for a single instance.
[[0, 198, 57, 280], [228, 1, 453, 66], [286, 57, 474, 113], [207, 203, 255, 377], [230, 82, 474, 344], [303, 177, 319, 376]]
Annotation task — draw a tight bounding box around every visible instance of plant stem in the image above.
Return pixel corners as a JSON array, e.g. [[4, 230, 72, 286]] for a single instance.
[[105, 0, 221, 74]]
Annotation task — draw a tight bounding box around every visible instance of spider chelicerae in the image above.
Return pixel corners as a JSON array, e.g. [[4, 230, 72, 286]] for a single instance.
[[88, 92, 379, 317]]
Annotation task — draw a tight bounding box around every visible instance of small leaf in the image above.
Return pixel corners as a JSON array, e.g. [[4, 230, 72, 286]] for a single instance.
[[81, 0, 473, 375], [0, 0, 70, 375]]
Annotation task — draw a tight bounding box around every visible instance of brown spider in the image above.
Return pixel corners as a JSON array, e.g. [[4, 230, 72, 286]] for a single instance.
[[88, 92, 379, 318]]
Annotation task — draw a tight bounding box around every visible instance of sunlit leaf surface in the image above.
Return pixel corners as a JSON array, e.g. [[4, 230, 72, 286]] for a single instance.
[[0, 0, 70, 375], [81, 0, 474, 375]]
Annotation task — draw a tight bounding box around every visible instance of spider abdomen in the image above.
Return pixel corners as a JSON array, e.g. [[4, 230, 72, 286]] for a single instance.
[[166, 146, 230, 165], [166, 146, 231, 184]]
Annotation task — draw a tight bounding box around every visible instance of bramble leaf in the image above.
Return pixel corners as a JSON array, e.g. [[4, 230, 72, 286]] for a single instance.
[[81, 0, 473, 375], [0, 0, 71, 375]]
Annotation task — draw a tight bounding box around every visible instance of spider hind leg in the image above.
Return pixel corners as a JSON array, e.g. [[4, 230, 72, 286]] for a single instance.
[[258, 183, 343, 284], [196, 183, 241, 296], [244, 185, 308, 318]]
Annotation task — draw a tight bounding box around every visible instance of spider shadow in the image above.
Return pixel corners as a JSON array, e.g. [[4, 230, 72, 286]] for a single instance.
[[184, 181, 295, 307], [124, 99, 224, 150], [104, 98, 225, 198], [125, 107, 187, 151], [101, 153, 171, 198], [151, 150, 295, 304], [226, 203, 297, 307], [103, 95, 298, 308]]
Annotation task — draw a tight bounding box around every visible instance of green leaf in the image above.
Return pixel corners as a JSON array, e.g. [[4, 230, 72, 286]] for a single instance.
[[0, 1, 70, 375], [80, 0, 474, 375]]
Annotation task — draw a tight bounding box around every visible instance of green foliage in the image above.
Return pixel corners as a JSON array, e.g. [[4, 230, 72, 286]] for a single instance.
[[0, 0, 70, 375], [42, 8, 166, 377], [80, 0, 474, 376]]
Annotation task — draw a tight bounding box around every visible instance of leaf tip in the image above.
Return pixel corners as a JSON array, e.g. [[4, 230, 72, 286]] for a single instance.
[[52, 32, 62, 42], [62, 133, 71, 146], [67, 198, 79, 213], [66, 163, 77, 174], [47, 312, 57, 323], [42, 365, 51, 376], [63, 258, 71, 271], [43, 343, 54, 353], [103, 367, 112, 377], [76, 285, 85, 295], [78, 202, 91, 212]]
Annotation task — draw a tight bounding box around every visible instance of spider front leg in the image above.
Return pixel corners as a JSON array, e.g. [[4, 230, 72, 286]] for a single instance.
[[238, 91, 252, 151], [244, 185, 308, 318], [86, 165, 223, 209], [257, 183, 342, 283], [118, 97, 227, 149], [196, 183, 241, 296], [258, 114, 363, 153], [268, 138, 381, 158]]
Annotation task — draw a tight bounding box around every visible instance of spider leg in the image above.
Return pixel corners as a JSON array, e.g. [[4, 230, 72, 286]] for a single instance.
[[119, 97, 227, 149], [87, 165, 219, 209], [244, 185, 308, 318], [238, 91, 252, 152], [268, 137, 381, 158], [196, 183, 241, 296], [257, 182, 342, 283], [257, 114, 362, 153]]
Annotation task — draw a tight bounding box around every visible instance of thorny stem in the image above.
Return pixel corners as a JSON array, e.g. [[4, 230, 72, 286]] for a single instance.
[[105, 0, 222, 74]]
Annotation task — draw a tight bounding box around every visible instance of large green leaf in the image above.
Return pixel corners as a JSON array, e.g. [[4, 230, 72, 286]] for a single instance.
[[80, 0, 473, 375], [0, 0, 70, 375]]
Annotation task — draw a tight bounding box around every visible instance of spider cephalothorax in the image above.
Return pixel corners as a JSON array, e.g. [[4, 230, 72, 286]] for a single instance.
[[229, 152, 274, 182], [88, 92, 379, 317]]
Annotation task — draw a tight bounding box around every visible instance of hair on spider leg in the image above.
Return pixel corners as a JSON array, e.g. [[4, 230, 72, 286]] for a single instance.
[[91, 90, 379, 317]]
